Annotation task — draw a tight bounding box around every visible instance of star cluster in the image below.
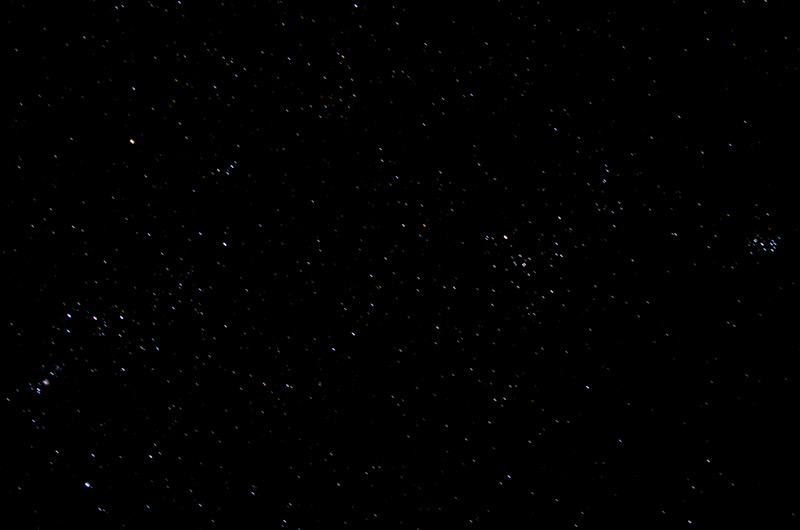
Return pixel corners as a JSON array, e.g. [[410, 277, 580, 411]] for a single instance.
[[4, 1, 799, 527]]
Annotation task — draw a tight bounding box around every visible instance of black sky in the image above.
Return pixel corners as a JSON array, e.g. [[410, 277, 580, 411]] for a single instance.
[[4, 1, 799, 528]]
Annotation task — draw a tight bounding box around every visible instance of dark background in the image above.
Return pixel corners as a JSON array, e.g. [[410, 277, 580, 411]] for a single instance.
[[3, 1, 799, 527]]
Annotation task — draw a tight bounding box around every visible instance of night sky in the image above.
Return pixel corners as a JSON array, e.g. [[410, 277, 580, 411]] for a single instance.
[[4, 1, 799, 528]]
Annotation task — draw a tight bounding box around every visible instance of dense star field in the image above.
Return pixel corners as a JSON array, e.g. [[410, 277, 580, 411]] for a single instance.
[[4, 1, 799, 527]]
